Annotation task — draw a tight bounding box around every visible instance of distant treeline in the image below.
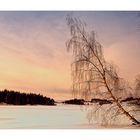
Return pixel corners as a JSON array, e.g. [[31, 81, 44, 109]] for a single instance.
[[63, 99, 85, 105], [0, 89, 55, 105], [62, 97, 140, 105]]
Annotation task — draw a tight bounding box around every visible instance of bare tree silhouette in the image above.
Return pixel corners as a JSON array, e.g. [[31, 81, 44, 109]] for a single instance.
[[66, 15, 140, 125], [135, 74, 140, 97]]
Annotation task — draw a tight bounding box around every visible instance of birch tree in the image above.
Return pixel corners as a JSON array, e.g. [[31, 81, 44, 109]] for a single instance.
[[66, 16, 140, 125]]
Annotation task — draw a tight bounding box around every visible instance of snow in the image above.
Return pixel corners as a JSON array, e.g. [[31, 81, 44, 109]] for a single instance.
[[0, 103, 139, 128]]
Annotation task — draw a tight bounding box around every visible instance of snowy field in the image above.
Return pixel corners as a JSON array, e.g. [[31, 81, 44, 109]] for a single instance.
[[0, 103, 139, 129]]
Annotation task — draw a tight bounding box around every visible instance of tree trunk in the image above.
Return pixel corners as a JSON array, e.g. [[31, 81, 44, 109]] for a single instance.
[[104, 78, 140, 125]]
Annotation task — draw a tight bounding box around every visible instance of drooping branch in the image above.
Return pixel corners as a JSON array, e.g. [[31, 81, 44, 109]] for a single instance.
[[66, 15, 140, 125]]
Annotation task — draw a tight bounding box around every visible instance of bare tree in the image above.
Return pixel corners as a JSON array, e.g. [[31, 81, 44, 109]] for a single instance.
[[135, 74, 140, 97], [66, 15, 140, 125]]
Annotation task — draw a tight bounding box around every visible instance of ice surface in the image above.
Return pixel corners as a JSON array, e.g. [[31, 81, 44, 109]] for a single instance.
[[0, 103, 139, 129]]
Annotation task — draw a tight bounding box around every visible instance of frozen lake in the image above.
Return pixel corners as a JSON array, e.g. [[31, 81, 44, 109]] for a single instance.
[[0, 104, 92, 129], [0, 103, 139, 129]]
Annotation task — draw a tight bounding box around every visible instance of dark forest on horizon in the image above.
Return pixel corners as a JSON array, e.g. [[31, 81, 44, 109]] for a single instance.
[[0, 89, 140, 106], [0, 89, 55, 105]]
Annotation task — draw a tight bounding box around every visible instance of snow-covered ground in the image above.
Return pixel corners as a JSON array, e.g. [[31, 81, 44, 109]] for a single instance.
[[0, 103, 139, 129]]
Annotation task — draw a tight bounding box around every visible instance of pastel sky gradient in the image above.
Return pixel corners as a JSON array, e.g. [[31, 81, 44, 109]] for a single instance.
[[0, 11, 140, 100]]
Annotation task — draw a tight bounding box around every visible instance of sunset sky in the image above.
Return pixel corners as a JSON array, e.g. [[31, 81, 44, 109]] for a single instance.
[[0, 11, 140, 100]]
